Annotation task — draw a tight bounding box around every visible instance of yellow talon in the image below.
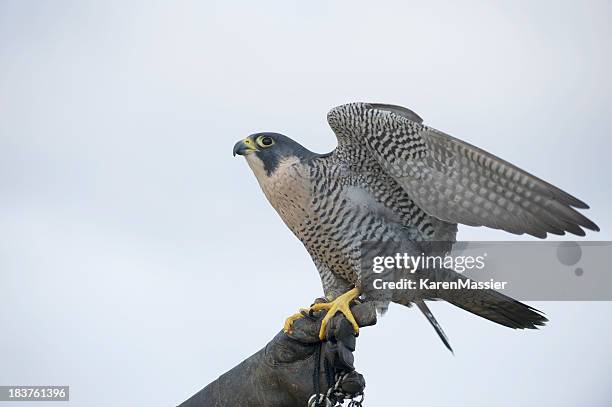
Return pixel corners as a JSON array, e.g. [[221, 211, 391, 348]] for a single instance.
[[312, 287, 361, 340], [283, 287, 360, 341], [283, 309, 309, 332], [283, 288, 361, 340]]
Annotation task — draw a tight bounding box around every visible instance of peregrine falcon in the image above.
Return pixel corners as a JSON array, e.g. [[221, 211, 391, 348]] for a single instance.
[[232, 102, 598, 350]]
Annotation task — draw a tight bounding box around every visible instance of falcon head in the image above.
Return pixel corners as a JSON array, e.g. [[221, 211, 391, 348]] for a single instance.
[[233, 133, 315, 177]]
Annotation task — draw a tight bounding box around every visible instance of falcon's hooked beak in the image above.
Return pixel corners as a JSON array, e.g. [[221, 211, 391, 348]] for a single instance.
[[233, 137, 258, 156]]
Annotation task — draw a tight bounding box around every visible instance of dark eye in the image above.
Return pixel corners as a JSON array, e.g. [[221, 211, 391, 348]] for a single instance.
[[257, 135, 275, 148]]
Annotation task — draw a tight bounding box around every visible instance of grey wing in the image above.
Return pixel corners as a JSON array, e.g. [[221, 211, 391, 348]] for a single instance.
[[327, 102, 599, 238]]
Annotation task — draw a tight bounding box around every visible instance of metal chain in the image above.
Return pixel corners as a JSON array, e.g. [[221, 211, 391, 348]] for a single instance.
[[308, 371, 364, 407]]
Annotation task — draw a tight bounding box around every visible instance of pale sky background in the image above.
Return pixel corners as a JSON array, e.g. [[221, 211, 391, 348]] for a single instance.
[[1, 1, 611, 406]]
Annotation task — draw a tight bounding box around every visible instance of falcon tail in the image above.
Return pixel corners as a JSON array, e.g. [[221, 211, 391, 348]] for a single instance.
[[442, 289, 548, 331], [411, 282, 547, 353]]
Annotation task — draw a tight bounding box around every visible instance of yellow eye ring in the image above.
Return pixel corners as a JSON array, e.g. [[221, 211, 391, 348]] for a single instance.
[[256, 135, 275, 148]]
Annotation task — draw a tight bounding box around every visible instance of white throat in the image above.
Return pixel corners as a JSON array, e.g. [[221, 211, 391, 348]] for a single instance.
[[243, 154, 312, 230]]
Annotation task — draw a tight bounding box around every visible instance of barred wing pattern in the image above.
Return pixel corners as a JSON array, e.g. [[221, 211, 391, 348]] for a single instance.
[[328, 103, 599, 238]]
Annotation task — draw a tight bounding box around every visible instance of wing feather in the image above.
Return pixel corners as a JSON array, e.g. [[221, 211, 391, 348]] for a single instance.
[[327, 102, 598, 238]]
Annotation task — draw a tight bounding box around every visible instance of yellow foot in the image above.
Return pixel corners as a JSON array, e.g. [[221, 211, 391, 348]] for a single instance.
[[283, 288, 361, 340], [312, 287, 361, 340], [283, 308, 309, 333]]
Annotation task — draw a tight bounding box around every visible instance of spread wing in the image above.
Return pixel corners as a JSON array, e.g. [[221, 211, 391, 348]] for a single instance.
[[327, 102, 599, 238]]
